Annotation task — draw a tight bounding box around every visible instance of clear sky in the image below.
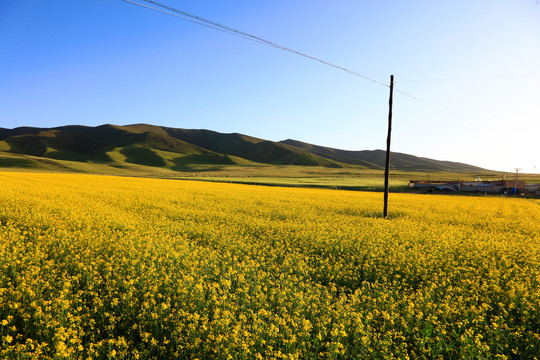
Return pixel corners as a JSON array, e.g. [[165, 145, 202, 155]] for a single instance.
[[1, 0, 539, 173]]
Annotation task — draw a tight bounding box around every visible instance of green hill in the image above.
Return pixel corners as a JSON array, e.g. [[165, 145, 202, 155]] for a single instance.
[[0, 123, 486, 172], [280, 139, 485, 172], [138, 126, 347, 167]]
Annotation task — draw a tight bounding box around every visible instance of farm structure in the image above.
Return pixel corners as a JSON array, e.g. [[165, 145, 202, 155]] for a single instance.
[[409, 179, 540, 195]]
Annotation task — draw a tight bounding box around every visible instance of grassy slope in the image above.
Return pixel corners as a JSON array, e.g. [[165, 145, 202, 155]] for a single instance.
[[2, 149, 534, 193], [154, 126, 350, 167], [0, 125, 261, 171], [0, 151, 182, 177], [0, 122, 516, 191], [4, 123, 525, 191], [0, 124, 348, 169], [280, 139, 486, 172], [0, 123, 492, 172]]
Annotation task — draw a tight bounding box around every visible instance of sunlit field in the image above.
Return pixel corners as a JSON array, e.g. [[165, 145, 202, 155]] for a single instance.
[[1, 172, 539, 359]]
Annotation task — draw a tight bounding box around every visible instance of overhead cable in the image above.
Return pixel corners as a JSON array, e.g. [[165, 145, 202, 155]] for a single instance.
[[396, 73, 533, 83], [122, 0, 389, 88], [393, 88, 462, 120], [123, 0, 460, 117]]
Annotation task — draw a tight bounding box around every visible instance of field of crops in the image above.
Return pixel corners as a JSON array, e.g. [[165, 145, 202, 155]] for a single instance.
[[1, 171, 539, 359]]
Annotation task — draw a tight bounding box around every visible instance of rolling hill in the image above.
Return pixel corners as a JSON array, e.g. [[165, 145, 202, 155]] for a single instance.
[[279, 139, 483, 172], [0, 123, 486, 172]]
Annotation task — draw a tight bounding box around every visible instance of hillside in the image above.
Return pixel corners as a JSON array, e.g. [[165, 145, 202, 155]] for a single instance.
[[0, 123, 486, 172], [280, 139, 485, 172]]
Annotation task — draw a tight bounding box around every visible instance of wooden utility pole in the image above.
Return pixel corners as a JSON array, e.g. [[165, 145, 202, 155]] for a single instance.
[[383, 75, 394, 219], [514, 168, 521, 195]]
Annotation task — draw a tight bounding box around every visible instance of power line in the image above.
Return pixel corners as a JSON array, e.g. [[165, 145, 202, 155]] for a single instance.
[[122, 0, 240, 38], [122, 0, 460, 118], [394, 72, 540, 118], [396, 73, 533, 83], [393, 87, 462, 120], [122, 0, 389, 88]]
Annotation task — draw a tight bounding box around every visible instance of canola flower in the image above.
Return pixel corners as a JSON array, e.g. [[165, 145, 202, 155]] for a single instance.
[[0, 171, 539, 359]]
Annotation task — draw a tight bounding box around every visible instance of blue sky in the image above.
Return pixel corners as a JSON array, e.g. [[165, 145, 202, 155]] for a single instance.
[[1, 0, 539, 173]]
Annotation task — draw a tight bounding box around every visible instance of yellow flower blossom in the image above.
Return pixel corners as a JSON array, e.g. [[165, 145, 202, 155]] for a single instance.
[[0, 171, 538, 359]]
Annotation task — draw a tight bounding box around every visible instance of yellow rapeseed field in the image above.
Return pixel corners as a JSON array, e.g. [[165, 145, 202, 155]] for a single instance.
[[1, 171, 539, 359]]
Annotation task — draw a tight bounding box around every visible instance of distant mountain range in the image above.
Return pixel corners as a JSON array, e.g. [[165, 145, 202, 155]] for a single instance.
[[0, 124, 485, 172]]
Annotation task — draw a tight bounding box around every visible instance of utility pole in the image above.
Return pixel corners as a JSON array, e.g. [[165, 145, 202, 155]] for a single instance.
[[514, 168, 521, 195], [383, 75, 394, 219]]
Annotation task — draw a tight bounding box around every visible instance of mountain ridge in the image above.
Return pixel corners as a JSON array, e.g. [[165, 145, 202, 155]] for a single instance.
[[0, 123, 486, 172]]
